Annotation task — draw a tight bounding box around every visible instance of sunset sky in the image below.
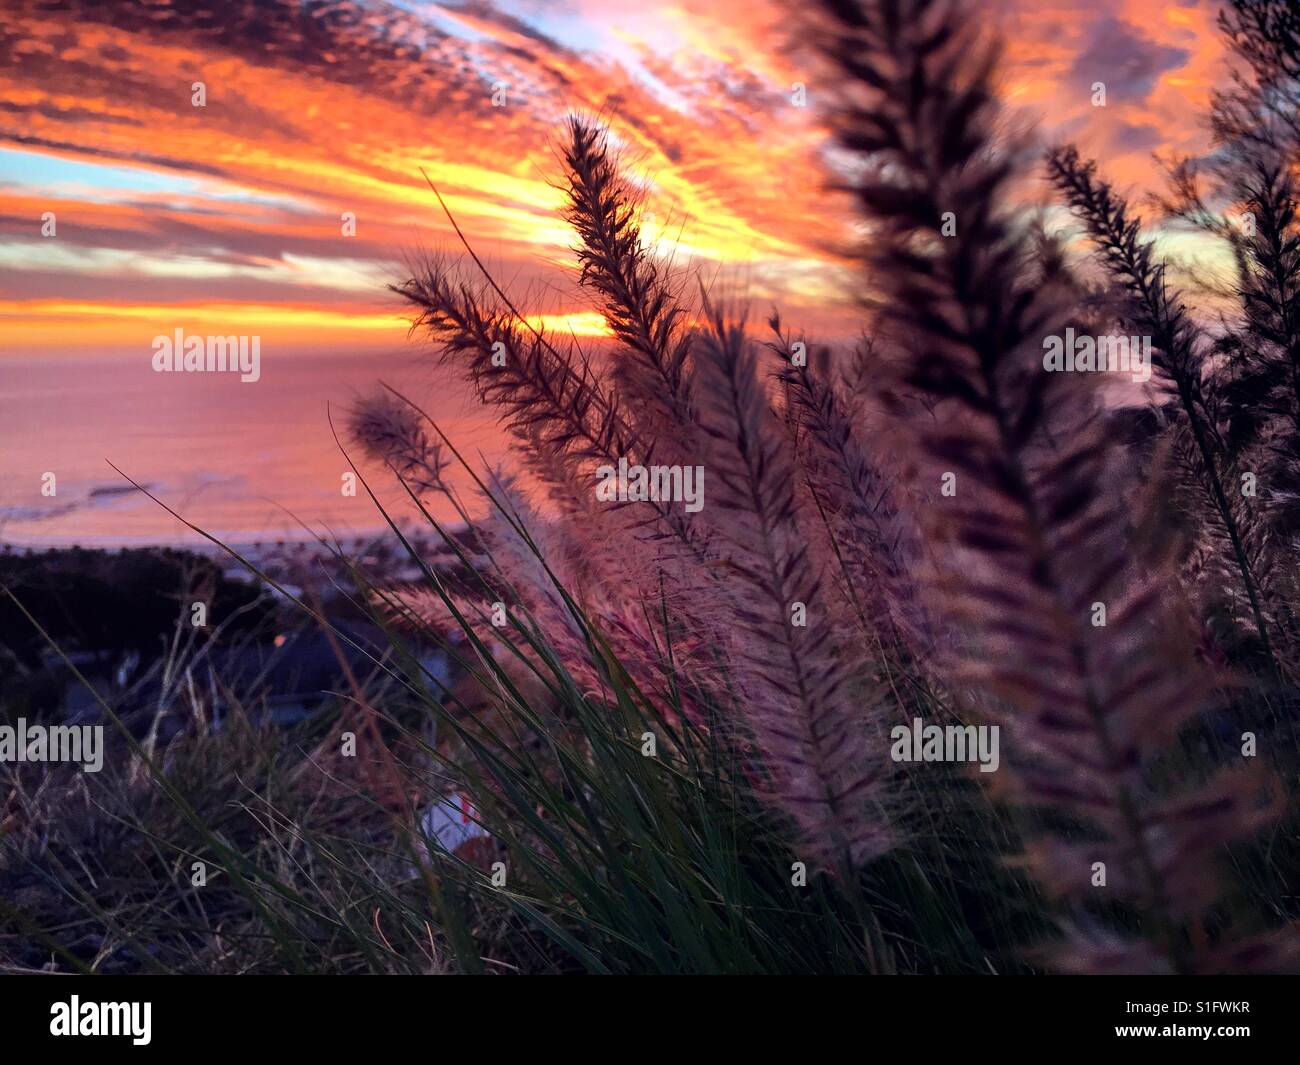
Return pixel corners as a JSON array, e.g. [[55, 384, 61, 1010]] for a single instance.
[[0, 0, 1235, 353], [0, 0, 1242, 545]]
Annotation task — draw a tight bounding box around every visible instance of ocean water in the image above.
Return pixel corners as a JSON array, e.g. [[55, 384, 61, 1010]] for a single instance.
[[0, 348, 504, 547]]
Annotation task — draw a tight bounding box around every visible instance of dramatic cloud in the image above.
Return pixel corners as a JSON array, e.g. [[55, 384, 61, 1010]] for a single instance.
[[0, 0, 1229, 355], [1068, 15, 1192, 105]]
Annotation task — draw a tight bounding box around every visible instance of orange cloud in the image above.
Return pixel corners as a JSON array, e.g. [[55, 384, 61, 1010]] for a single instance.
[[0, 0, 1235, 348]]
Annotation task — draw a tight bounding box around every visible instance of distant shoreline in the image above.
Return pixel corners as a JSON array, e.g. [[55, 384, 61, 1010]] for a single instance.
[[0, 519, 469, 559]]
